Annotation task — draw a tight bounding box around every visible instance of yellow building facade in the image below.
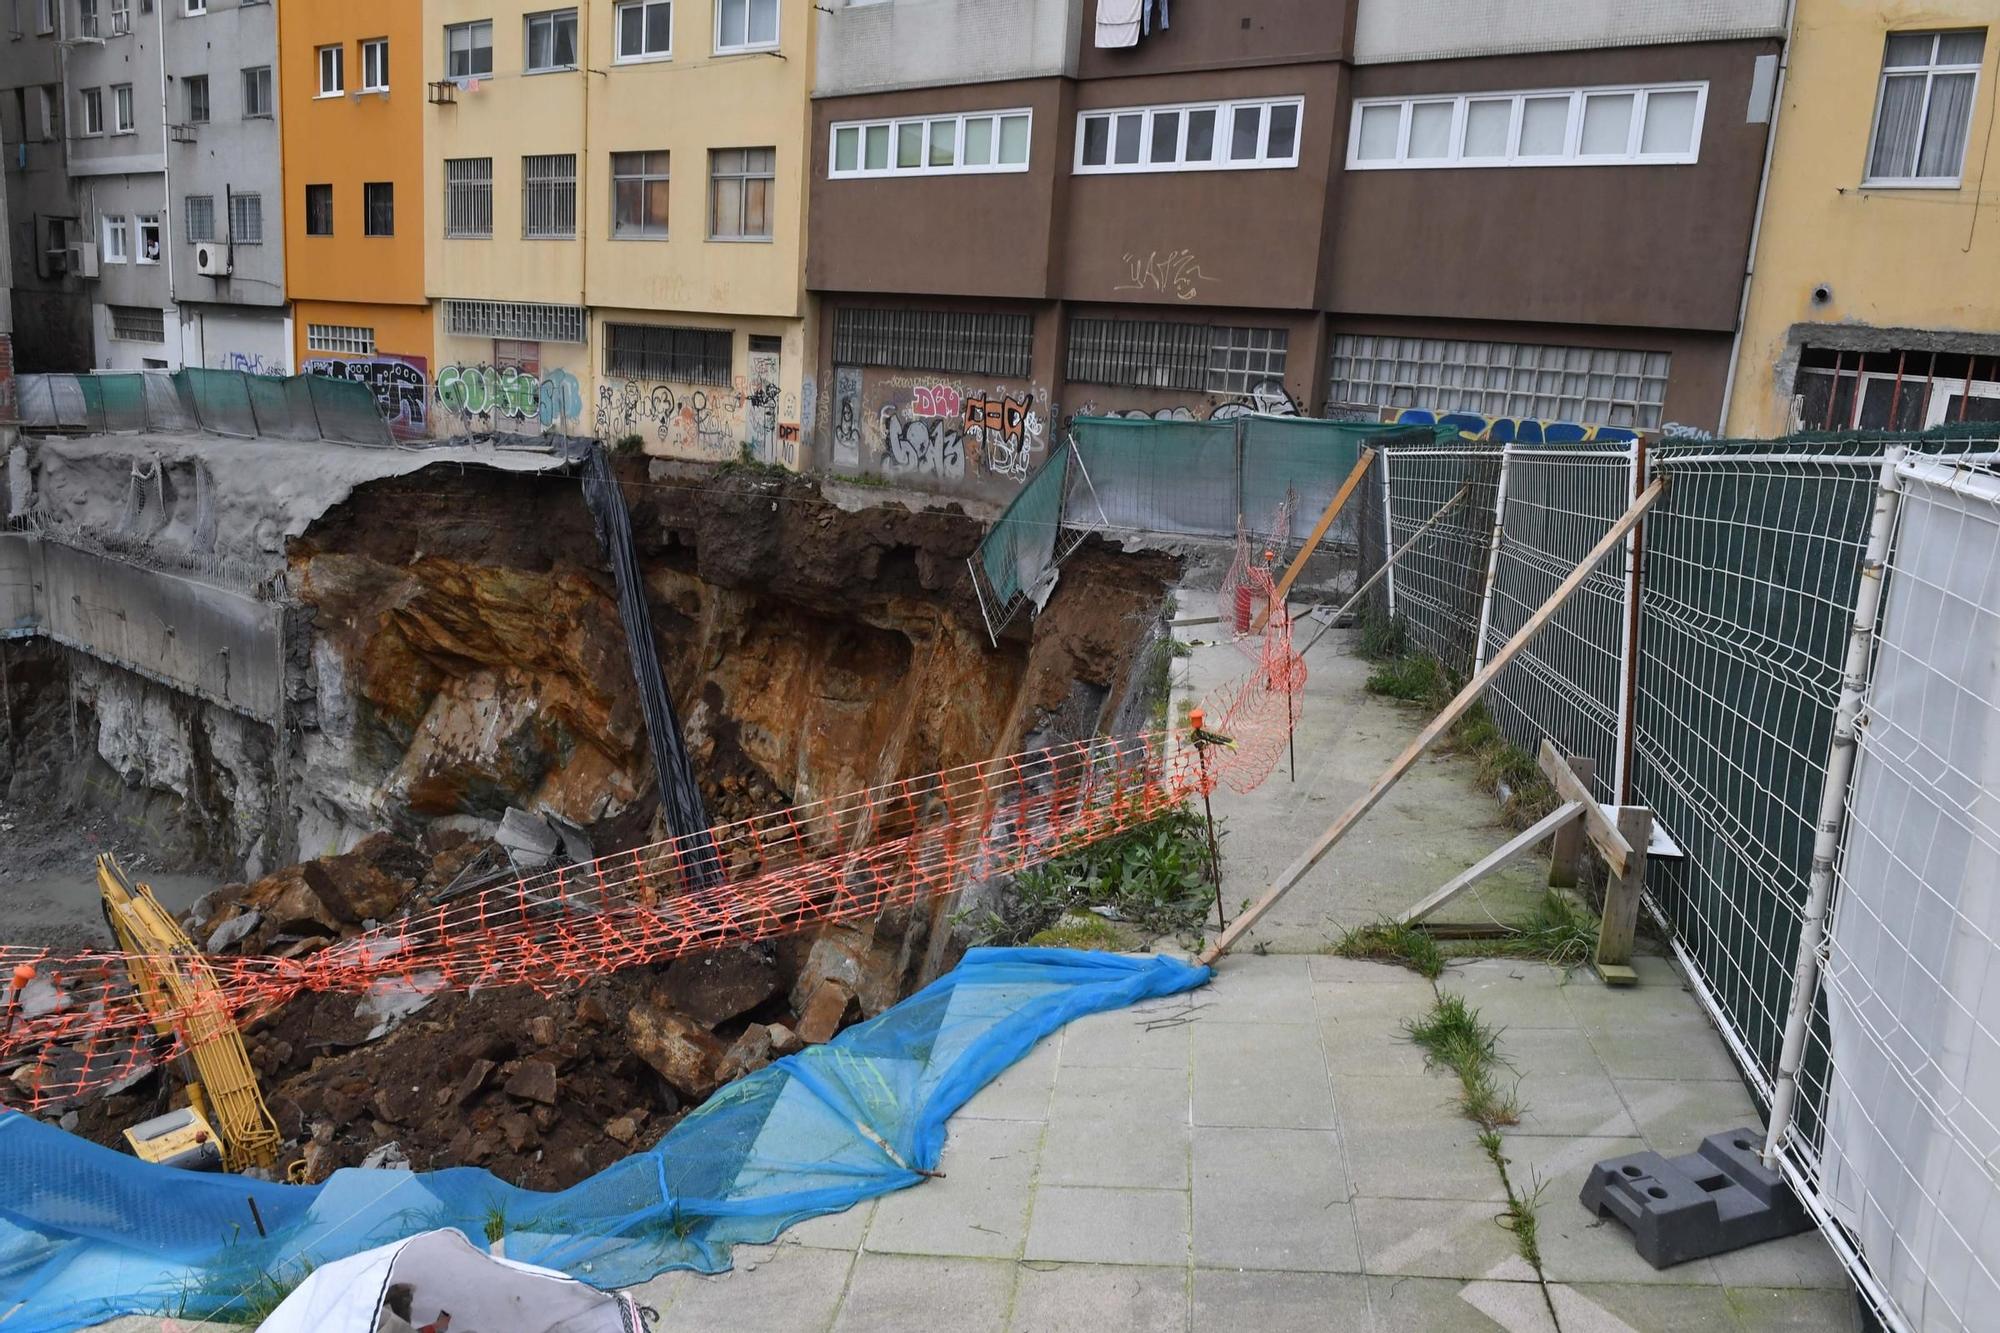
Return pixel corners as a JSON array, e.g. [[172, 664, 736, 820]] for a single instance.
[[1726, 2, 2000, 437], [281, 0, 435, 439], [422, 0, 815, 458]]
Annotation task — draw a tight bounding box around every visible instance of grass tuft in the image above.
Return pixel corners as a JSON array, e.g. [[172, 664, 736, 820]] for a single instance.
[[1484, 891, 1601, 971], [1026, 915, 1119, 950], [1333, 918, 1446, 980], [1405, 993, 1519, 1130]]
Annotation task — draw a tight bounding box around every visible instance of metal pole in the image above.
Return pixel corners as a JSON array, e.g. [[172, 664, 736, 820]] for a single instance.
[[1380, 451, 1398, 620], [1470, 446, 1513, 676], [1298, 482, 1472, 657], [1614, 439, 1644, 803], [1764, 446, 1905, 1169]]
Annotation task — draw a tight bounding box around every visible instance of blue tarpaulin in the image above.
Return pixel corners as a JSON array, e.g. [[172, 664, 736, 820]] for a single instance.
[[0, 948, 1207, 1331]]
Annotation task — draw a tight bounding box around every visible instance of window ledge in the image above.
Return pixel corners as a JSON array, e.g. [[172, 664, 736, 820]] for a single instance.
[[524, 65, 579, 76], [314, 91, 344, 100], [1857, 177, 1963, 191], [613, 52, 673, 66], [707, 234, 774, 243], [714, 44, 779, 57], [610, 233, 670, 241]]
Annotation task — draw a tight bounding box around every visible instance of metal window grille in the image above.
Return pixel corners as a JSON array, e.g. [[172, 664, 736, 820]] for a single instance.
[[523, 153, 577, 239], [1328, 333, 1672, 431], [184, 194, 214, 243], [241, 66, 272, 117], [833, 307, 1032, 379], [1208, 326, 1289, 395], [308, 323, 376, 355], [443, 299, 586, 344], [1066, 318, 1211, 391], [227, 193, 262, 244], [364, 182, 394, 237], [109, 306, 164, 342], [444, 158, 493, 238], [305, 184, 333, 235], [604, 322, 732, 385], [708, 147, 774, 240]]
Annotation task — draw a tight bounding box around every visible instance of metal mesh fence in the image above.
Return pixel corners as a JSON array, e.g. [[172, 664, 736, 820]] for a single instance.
[[1377, 443, 1503, 679], [14, 370, 392, 446]]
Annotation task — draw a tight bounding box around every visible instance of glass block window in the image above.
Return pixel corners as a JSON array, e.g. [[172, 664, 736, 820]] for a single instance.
[[1326, 334, 1671, 430], [1207, 327, 1289, 395]]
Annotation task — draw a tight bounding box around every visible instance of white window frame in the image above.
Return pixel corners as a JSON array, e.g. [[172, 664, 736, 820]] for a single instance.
[[1074, 97, 1304, 175], [1347, 82, 1709, 171], [1925, 377, 2000, 427], [360, 37, 389, 93], [35, 0, 54, 34], [445, 20, 493, 81], [135, 212, 160, 264], [1862, 30, 1987, 189], [102, 212, 129, 263], [713, 0, 776, 55], [80, 86, 103, 136], [830, 108, 1034, 179], [307, 323, 376, 355], [183, 0, 205, 13], [524, 8, 579, 73], [111, 82, 133, 133], [38, 86, 58, 140], [614, 0, 671, 64], [108, 0, 128, 35], [317, 44, 344, 98]]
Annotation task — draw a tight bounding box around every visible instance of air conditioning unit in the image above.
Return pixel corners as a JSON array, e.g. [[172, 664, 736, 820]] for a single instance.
[[68, 241, 98, 277], [194, 242, 231, 276]]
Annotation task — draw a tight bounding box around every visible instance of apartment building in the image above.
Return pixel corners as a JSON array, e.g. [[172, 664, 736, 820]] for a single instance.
[[0, 0, 92, 369], [283, 0, 432, 437], [808, 0, 1788, 502], [164, 0, 288, 374], [1724, 1, 2000, 436], [424, 0, 814, 457]]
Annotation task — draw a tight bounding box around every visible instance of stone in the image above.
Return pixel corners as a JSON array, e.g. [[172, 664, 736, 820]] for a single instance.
[[789, 926, 901, 1018], [359, 1140, 411, 1171], [500, 1112, 537, 1154], [767, 1023, 804, 1055], [205, 910, 262, 953], [301, 1137, 341, 1183], [496, 807, 561, 868], [531, 1104, 558, 1133], [528, 1015, 558, 1046], [371, 1083, 421, 1125], [656, 947, 782, 1029], [576, 990, 614, 1027], [504, 1059, 559, 1105], [624, 997, 727, 1099], [605, 1115, 639, 1145], [323, 1089, 364, 1127], [300, 833, 424, 924], [719, 1023, 775, 1083], [453, 1057, 497, 1106], [795, 980, 860, 1046], [244, 866, 341, 937]]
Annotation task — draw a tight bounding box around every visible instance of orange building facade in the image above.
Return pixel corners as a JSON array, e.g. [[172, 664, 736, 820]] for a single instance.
[[281, 0, 434, 438]]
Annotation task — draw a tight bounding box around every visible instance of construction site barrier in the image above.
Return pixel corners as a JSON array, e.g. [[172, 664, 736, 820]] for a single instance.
[[14, 369, 393, 447]]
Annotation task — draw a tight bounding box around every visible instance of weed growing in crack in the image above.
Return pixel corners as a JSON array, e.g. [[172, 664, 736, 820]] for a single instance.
[[1332, 918, 1445, 979], [1498, 1169, 1548, 1271], [1482, 891, 1601, 972], [1405, 993, 1520, 1129]]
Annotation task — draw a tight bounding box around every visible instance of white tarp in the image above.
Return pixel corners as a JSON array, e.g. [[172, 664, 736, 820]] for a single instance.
[[1820, 457, 2000, 1330], [257, 1228, 641, 1333]]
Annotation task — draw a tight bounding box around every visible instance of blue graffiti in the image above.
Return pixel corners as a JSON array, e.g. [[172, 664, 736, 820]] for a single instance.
[[1392, 408, 1640, 445]]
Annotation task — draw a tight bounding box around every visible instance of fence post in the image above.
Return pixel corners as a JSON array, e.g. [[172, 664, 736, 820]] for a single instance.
[[1615, 439, 1644, 803], [1470, 445, 1513, 675], [1763, 446, 1906, 1168], [1380, 450, 1397, 620]]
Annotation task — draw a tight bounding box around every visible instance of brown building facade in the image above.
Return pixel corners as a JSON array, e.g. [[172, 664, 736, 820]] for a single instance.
[[808, 0, 1787, 502]]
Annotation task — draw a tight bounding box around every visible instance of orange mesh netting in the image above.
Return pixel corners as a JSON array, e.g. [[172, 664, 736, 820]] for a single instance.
[[0, 614, 1307, 1112]]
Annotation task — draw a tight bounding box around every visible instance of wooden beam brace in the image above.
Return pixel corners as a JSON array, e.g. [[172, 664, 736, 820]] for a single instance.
[[1400, 800, 1585, 925], [1252, 449, 1376, 633], [1537, 740, 1632, 877], [1546, 754, 1595, 888]]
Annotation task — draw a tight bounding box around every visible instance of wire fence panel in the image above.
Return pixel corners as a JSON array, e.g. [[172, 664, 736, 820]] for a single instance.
[[1477, 444, 1636, 804], [1376, 443, 1503, 679], [1786, 455, 2000, 1333]]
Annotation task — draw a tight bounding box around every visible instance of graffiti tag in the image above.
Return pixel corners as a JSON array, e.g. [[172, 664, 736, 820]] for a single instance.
[[1115, 248, 1214, 302], [1391, 407, 1640, 445], [880, 403, 964, 480], [304, 355, 429, 437], [435, 363, 584, 432]]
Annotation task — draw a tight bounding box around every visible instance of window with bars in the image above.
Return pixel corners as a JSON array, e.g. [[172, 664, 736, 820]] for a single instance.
[[523, 153, 577, 238], [1325, 333, 1670, 430], [605, 323, 732, 384], [241, 65, 272, 117], [709, 146, 773, 240], [612, 150, 669, 238], [833, 307, 1032, 379], [1865, 30, 1986, 185], [443, 299, 586, 343], [364, 182, 394, 236], [184, 75, 209, 123], [185, 195, 214, 242], [308, 323, 376, 354], [305, 183, 333, 235], [228, 193, 262, 243], [109, 306, 164, 342], [445, 158, 493, 238], [1066, 319, 1213, 391]]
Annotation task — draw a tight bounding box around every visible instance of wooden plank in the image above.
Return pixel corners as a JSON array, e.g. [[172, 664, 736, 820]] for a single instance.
[[1595, 804, 1653, 974], [1196, 476, 1668, 967], [1252, 449, 1376, 633], [1546, 755, 1595, 888], [1401, 800, 1585, 924], [1538, 740, 1632, 877], [1297, 481, 1473, 658], [1598, 963, 1638, 988]]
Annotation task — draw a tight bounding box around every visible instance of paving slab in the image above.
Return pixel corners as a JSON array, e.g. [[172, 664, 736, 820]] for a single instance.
[[1612, 1076, 1764, 1156], [1194, 1269, 1373, 1331], [1448, 960, 1590, 1031], [1337, 1075, 1509, 1202], [1192, 1020, 1336, 1128], [961, 1032, 1061, 1122], [831, 1253, 1015, 1333], [1367, 1274, 1558, 1331], [1023, 1185, 1189, 1268], [628, 1243, 853, 1333], [1547, 1279, 1739, 1331], [1721, 1284, 1866, 1331], [1198, 953, 1316, 1022], [867, 1116, 1042, 1260], [1039, 1110, 1190, 1191], [1191, 1125, 1360, 1271], [1008, 1263, 1188, 1333], [1354, 1195, 1538, 1282], [1049, 1061, 1189, 1130], [1058, 1006, 1193, 1071]]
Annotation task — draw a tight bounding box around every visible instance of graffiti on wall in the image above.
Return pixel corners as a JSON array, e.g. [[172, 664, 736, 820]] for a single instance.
[[435, 363, 584, 433], [961, 391, 1044, 480], [746, 344, 782, 464], [879, 403, 965, 480], [1114, 248, 1215, 302], [1083, 379, 1300, 424], [871, 376, 1050, 483], [832, 367, 863, 468], [212, 351, 285, 377], [593, 377, 785, 459], [304, 355, 429, 437], [1389, 407, 1640, 445]]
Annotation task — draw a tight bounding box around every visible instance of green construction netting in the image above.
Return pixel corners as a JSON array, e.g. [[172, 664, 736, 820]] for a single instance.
[[13, 370, 392, 446]]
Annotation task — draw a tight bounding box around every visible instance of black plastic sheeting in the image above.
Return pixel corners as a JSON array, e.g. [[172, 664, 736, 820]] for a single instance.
[[575, 446, 721, 888]]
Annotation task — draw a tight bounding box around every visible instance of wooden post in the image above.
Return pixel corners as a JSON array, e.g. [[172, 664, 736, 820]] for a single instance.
[[1596, 805, 1654, 986], [1537, 739, 1632, 876], [1197, 476, 1668, 967], [1252, 449, 1375, 632], [1546, 754, 1595, 889]]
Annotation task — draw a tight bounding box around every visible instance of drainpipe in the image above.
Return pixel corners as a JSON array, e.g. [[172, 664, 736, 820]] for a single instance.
[[1714, 0, 1798, 437], [155, 0, 177, 364]]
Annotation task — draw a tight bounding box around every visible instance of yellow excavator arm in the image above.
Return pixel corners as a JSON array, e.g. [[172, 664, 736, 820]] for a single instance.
[[98, 853, 282, 1174]]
